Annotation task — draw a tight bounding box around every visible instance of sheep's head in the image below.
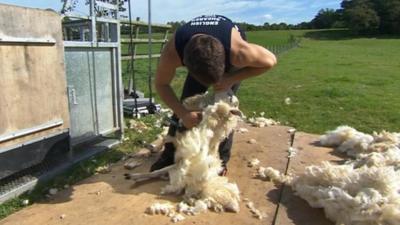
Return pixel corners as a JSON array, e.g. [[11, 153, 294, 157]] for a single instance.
[[201, 101, 242, 134]]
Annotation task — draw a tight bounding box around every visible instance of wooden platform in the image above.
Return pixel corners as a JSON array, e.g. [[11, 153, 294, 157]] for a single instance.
[[0, 124, 342, 225]]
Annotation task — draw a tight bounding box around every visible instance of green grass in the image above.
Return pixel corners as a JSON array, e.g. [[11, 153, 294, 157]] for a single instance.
[[246, 29, 307, 46], [121, 33, 169, 55], [239, 30, 400, 133], [126, 29, 400, 134]]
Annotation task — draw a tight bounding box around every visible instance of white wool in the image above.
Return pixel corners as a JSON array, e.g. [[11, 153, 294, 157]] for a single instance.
[[193, 199, 208, 214], [248, 139, 257, 144], [284, 97, 291, 105], [146, 202, 175, 215], [257, 167, 292, 184], [248, 158, 260, 168], [369, 131, 400, 152], [319, 125, 357, 147], [354, 147, 400, 169], [238, 127, 249, 133], [288, 147, 297, 158], [319, 126, 400, 158], [319, 125, 374, 157], [171, 214, 185, 223], [245, 201, 267, 220], [261, 162, 400, 225], [176, 200, 208, 216], [161, 92, 242, 213], [262, 126, 400, 225], [248, 116, 279, 128]]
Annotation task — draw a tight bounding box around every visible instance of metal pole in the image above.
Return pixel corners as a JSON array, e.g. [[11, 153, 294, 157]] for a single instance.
[[90, 0, 97, 44], [128, 0, 138, 117], [148, 0, 153, 105], [115, 0, 124, 139]]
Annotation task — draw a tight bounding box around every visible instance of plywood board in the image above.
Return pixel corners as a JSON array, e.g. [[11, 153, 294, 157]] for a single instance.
[[274, 132, 346, 225], [0, 4, 69, 149]]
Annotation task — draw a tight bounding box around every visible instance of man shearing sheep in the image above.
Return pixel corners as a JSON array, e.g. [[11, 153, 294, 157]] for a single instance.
[[151, 15, 277, 175]]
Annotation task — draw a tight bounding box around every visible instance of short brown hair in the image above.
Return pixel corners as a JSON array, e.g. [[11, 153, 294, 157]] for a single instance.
[[183, 35, 225, 86]]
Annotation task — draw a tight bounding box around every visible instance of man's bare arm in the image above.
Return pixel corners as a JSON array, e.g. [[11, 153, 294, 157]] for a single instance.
[[221, 29, 277, 86], [230, 46, 276, 80], [154, 35, 187, 118], [154, 35, 203, 128]]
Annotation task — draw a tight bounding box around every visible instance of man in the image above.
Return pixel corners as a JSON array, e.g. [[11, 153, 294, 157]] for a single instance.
[[151, 15, 277, 174]]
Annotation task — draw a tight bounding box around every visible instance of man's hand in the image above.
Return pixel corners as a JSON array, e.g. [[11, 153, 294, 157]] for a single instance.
[[181, 111, 203, 129]]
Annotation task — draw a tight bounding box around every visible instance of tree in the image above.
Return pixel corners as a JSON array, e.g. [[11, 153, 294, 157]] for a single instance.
[[311, 8, 341, 29], [294, 22, 312, 29], [61, 0, 78, 13], [342, 0, 380, 33], [167, 21, 186, 32], [60, 0, 128, 16], [371, 0, 400, 33]]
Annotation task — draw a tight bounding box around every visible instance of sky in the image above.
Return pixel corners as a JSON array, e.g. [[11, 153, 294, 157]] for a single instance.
[[0, 0, 342, 25]]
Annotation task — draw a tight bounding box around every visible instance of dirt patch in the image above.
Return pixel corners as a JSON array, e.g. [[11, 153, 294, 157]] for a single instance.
[[0, 124, 336, 225]]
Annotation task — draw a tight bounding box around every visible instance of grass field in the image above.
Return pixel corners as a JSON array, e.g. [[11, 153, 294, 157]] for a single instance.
[[121, 33, 168, 55], [125, 29, 400, 134], [239, 30, 400, 133]]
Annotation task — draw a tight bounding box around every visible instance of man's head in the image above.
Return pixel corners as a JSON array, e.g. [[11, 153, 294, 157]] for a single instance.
[[183, 34, 225, 86]]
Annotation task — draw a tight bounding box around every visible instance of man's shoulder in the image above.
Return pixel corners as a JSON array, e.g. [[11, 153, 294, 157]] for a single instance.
[[230, 28, 249, 66]]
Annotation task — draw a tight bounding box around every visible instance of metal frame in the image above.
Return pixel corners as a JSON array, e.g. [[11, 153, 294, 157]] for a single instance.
[[0, 136, 118, 204], [0, 129, 69, 155], [0, 1, 124, 203], [0, 37, 55, 45], [63, 0, 123, 145], [0, 120, 63, 144]]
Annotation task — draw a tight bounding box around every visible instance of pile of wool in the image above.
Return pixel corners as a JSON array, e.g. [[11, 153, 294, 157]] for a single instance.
[[243, 198, 267, 219], [258, 126, 400, 225], [247, 112, 279, 128], [146, 202, 186, 223], [248, 158, 260, 168], [319, 125, 400, 157], [248, 117, 279, 128], [160, 92, 242, 213]]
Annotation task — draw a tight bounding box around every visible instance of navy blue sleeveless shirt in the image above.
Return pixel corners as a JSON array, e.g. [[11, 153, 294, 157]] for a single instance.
[[175, 15, 246, 72]]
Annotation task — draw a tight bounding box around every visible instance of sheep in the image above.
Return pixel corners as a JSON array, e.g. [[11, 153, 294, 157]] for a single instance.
[[161, 93, 242, 213], [258, 126, 400, 225], [126, 92, 243, 216]]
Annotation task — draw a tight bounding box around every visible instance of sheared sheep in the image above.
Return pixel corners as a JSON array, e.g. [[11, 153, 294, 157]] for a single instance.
[[161, 92, 242, 213], [259, 126, 400, 225], [127, 92, 243, 216]]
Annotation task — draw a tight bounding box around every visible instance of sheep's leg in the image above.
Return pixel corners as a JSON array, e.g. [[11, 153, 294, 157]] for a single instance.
[[124, 164, 176, 183]]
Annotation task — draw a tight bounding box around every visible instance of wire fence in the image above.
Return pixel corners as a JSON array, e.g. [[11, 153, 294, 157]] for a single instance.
[[267, 35, 301, 56]]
